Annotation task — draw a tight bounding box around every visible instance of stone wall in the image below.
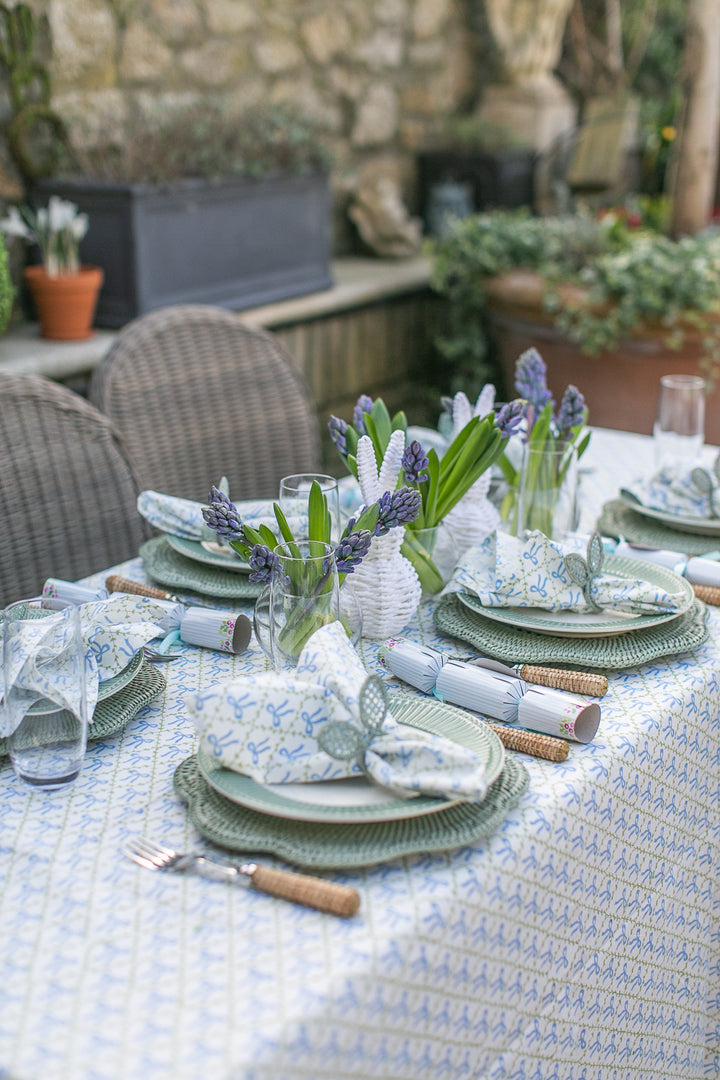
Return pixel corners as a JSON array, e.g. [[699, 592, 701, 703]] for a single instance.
[[30, 0, 478, 251]]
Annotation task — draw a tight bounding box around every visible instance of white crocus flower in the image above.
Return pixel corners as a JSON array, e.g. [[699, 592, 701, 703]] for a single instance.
[[0, 206, 32, 240]]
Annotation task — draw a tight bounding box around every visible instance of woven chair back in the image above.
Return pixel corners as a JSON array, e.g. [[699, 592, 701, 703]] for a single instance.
[[89, 305, 322, 502], [0, 374, 149, 607]]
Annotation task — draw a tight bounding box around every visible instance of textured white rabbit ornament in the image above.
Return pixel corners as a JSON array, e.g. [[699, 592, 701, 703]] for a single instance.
[[348, 430, 421, 638], [443, 385, 500, 555]]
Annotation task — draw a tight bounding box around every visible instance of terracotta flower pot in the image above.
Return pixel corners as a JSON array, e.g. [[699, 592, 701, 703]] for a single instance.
[[485, 270, 720, 445], [24, 264, 104, 341]]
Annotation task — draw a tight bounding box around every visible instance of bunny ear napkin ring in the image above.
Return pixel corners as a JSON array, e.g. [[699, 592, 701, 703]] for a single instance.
[[317, 674, 389, 774], [563, 532, 605, 612], [691, 454, 720, 517]]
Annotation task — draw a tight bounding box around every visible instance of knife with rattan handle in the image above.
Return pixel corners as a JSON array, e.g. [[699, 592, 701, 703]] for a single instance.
[[517, 664, 608, 697], [693, 583, 720, 606], [106, 574, 175, 600], [486, 723, 569, 762], [194, 856, 360, 917]]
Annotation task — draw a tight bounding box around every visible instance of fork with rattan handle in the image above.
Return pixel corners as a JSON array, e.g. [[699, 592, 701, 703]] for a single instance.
[[106, 575, 175, 601], [124, 838, 360, 918], [486, 723, 569, 762], [517, 665, 608, 697], [693, 583, 720, 606]]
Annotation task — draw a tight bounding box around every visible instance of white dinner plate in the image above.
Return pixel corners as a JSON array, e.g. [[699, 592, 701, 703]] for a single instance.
[[196, 694, 505, 824], [619, 490, 720, 536], [166, 534, 250, 573], [457, 554, 693, 638]]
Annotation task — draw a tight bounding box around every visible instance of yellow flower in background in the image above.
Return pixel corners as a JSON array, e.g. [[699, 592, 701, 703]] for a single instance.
[[661, 126, 677, 142]]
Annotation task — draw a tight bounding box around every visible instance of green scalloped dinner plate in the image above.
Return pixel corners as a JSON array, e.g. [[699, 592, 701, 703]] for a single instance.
[[166, 535, 250, 573], [196, 693, 505, 825], [458, 554, 693, 638], [619, 490, 720, 536]]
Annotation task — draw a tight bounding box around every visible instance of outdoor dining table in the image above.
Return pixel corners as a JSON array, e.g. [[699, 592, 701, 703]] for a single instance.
[[1, 426, 719, 1080]]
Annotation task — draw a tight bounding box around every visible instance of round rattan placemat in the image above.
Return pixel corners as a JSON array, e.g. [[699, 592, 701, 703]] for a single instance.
[[174, 752, 529, 870], [140, 536, 263, 599], [433, 593, 709, 671], [597, 500, 720, 556]]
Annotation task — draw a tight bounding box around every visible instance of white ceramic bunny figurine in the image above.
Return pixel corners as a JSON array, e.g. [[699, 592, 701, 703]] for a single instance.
[[443, 385, 500, 554], [347, 430, 422, 638]]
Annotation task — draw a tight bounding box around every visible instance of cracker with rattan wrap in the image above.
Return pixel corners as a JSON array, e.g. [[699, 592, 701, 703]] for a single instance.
[[0, 373, 149, 607], [486, 723, 568, 762], [89, 305, 321, 502]]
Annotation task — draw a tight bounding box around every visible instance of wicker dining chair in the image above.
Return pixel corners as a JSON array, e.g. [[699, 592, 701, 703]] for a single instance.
[[0, 373, 150, 607], [88, 305, 322, 502]]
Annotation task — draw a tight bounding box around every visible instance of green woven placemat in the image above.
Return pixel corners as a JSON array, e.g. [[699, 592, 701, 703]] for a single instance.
[[597, 499, 720, 556], [174, 752, 529, 870], [433, 593, 709, 671], [0, 659, 166, 757], [140, 536, 263, 599]]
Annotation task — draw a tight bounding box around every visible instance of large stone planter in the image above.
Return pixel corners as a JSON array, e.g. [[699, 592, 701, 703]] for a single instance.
[[36, 172, 333, 328], [485, 270, 720, 445]]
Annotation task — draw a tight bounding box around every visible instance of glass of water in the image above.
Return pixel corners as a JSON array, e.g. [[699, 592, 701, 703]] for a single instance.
[[2, 599, 88, 791], [653, 374, 706, 472], [278, 473, 341, 541]]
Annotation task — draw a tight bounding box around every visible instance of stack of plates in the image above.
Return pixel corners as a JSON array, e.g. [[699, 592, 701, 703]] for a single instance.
[[0, 650, 166, 757], [598, 494, 720, 556], [140, 535, 263, 599], [434, 554, 709, 670], [174, 693, 530, 870]]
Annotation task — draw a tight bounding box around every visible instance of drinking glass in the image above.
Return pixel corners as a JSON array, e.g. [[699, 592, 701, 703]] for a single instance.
[[517, 441, 579, 540], [2, 599, 88, 790], [278, 474, 341, 541], [653, 374, 705, 471]]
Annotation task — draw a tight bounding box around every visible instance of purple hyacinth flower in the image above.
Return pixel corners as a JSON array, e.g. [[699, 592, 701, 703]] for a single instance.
[[353, 394, 374, 434], [556, 384, 586, 436], [328, 415, 348, 455], [374, 487, 422, 536], [202, 486, 246, 541], [247, 544, 281, 584], [514, 348, 554, 412], [334, 529, 372, 574], [496, 399, 526, 439], [402, 440, 429, 483]]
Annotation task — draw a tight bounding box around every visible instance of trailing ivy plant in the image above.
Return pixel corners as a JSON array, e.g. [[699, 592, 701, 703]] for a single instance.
[[432, 209, 720, 390]]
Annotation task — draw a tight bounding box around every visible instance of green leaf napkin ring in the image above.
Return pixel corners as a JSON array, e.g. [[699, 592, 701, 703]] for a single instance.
[[317, 675, 389, 774], [691, 454, 720, 517], [563, 532, 605, 612]]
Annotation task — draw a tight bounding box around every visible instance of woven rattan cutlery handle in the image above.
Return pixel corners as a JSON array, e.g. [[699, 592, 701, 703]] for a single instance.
[[249, 866, 360, 917], [106, 575, 172, 601], [487, 723, 569, 762], [693, 583, 720, 606], [518, 664, 608, 697]]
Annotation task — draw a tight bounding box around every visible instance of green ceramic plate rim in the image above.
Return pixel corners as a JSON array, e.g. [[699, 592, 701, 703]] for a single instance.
[[196, 693, 505, 824], [457, 553, 694, 638], [619, 491, 720, 536], [166, 534, 250, 573], [97, 648, 144, 700]]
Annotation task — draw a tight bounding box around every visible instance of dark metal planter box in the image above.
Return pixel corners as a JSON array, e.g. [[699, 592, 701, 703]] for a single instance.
[[416, 148, 536, 232], [36, 172, 333, 328]]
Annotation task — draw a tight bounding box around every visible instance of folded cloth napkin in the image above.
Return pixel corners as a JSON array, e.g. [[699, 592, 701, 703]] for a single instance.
[[187, 621, 494, 802], [1, 594, 183, 737], [137, 490, 278, 540], [450, 530, 691, 615], [621, 463, 717, 519]]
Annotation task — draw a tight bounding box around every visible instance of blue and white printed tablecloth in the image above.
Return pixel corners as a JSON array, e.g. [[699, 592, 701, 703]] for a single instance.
[[0, 428, 718, 1080]]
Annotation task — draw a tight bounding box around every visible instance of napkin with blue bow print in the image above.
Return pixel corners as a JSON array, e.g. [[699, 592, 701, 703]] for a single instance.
[[621, 458, 720, 520], [137, 490, 277, 540], [187, 622, 496, 801], [450, 530, 691, 615], [1, 594, 183, 737]]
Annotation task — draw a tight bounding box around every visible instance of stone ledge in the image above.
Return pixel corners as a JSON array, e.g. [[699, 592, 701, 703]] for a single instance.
[[0, 255, 433, 383]]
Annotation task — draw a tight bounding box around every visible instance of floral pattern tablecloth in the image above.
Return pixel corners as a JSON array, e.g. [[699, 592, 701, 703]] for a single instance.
[[0, 428, 718, 1080]]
